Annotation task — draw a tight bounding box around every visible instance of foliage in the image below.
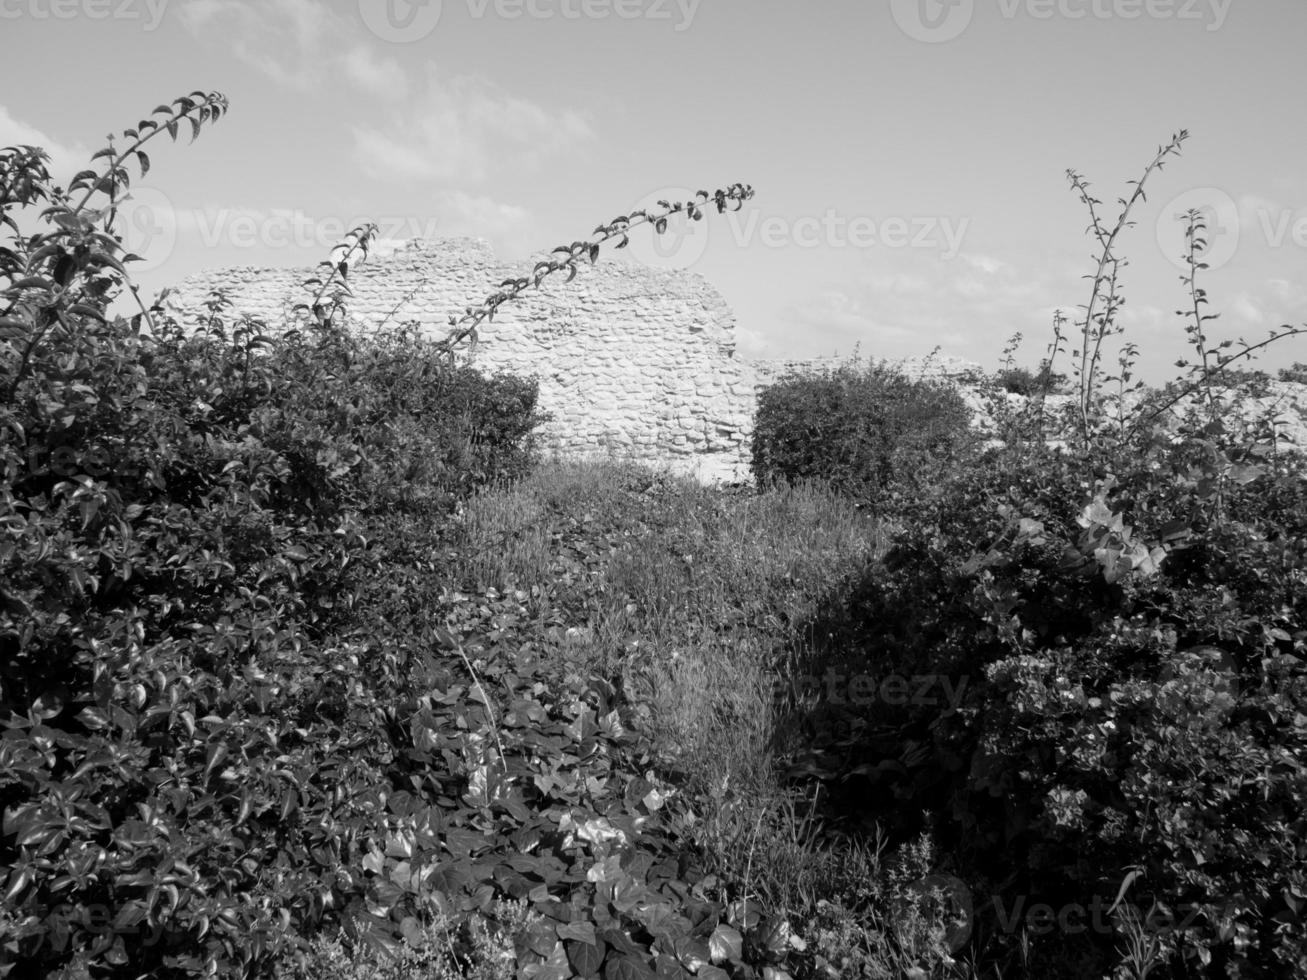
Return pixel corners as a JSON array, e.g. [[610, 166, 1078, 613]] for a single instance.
[[7, 89, 1307, 980], [1278, 362, 1307, 385], [992, 365, 1065, 398], [0, 91, 796, 980], [775, 131, 1307, 979], [749, 358, 979, 511], [787, 434, 1307, 977]]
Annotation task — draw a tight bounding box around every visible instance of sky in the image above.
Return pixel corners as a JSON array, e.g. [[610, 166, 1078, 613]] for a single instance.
[[3, 0, 1307, 382]]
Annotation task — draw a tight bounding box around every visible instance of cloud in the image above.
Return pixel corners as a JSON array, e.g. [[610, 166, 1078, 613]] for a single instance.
[[172, 2, 592, 185], [1267, 278, 1307, 308], [430, 190, 535, 255], [961, 252, 1012, 276], [176, 0, 354, 92], [1226, 292, 1266, 328], [0, 104, 87, 178], [784, 249, 1071, 366], [342, 46, 408, 98], [351, 71, 594, 184]]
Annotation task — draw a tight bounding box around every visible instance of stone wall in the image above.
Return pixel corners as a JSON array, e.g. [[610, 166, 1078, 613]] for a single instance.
[[163, 237, 1307, 482], [165, 237, 757, 482]]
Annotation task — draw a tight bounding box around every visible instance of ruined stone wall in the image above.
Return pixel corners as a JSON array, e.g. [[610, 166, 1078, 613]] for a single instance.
[[165, 237, 757, 482], [165, 237, 1307, 483]]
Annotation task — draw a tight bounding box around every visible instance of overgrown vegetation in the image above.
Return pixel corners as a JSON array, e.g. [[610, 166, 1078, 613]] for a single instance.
[[2, 94, 1305, 980], [749, 357, 979, 512], [766, 133, 1307, 979]]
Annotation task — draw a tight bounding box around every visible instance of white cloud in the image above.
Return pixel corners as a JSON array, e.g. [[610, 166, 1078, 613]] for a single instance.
[[351, 71, 594, 184], [431, 190, 535, 256], [1267, 278, 1307, 307], [0, 104, 86, 179], [783, 249, 1074, 367], [342, 46, 408, 98], [177, 0, 378, 94], [859, 271, 928, 293], [1227, 291, 1267, 328], [962, 252, 1011, 275]]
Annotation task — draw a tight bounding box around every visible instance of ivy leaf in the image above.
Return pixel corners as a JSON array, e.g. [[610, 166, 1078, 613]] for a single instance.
[[566, 936, 607, 977], [603, 956, 656, 980], [558, 920, 597, 944], [708, 924, 742, 963]]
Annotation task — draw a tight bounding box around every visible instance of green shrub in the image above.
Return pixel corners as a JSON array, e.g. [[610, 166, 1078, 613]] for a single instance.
[[1, 92, 776, 979], [1279, 362, 1307, 385], [787, 432, 1307, 977], [992, 364, 1066, 397], [750, 359, 978, 509], [0, 161, 545, 980]]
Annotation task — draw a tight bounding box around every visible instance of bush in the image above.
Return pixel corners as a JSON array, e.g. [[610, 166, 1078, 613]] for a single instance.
[[992, 364, 1066, 397], [1, 93, 775, 979], [1209, 367, 1273, 397], [787, 434, 1307, 977], [1279, 362, 1307, 385], [0, 240, 547, 978], [750, 359, 978, 509]]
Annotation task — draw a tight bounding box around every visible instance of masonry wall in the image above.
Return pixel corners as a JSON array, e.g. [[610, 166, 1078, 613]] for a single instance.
[[167, 237, 1307, 482], [165, 237, 758, 481]]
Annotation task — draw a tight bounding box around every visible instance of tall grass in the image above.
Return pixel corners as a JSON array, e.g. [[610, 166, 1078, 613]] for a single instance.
[[441, 461, 894, 911]]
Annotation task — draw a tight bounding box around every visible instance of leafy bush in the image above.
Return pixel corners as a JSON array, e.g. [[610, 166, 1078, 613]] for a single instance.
[[788, 434, 1307, 977], [750, 359, 978, 509], [992, 364, 1066, 397], [776, 130, 1307, 978], [1279, 362, 1307, 385], [1208, 367, 1273, 397], [0, 108, 543, 977], [1, 91, 780, 979]]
